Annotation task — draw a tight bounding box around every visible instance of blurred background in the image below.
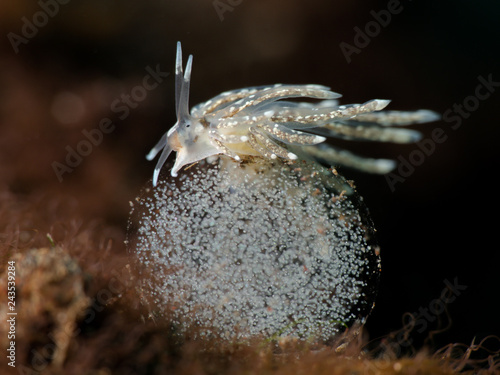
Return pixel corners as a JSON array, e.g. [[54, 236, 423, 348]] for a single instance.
[[0, 0, 498, 353]]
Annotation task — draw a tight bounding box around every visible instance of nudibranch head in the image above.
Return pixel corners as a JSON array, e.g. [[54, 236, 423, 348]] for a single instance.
[[146, 42, 220, 182], [147, 42, 439, 186]]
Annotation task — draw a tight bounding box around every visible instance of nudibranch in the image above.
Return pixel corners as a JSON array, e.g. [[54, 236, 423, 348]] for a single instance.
[[128, 42, 438, 342], [147, 42, 438, 186]]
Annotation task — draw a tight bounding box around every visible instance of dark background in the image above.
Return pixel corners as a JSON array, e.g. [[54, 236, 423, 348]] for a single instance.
[[1, 0, 498, 352]]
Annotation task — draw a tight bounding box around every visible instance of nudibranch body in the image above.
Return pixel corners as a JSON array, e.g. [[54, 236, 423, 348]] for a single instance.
[[147, 42, 438, 185], [129, 42, 439, 342]]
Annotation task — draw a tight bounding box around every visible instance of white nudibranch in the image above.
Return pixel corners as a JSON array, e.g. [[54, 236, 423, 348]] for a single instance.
[[147, 42, 439, 186], [130, 42, 439, 342]]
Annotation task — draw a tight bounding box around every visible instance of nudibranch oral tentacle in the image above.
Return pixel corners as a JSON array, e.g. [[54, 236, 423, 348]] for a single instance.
[[147, 42, 440, 186]]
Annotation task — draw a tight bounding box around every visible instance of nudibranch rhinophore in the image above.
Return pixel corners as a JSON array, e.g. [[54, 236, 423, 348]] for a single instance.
[[127, 42, 438, 342]]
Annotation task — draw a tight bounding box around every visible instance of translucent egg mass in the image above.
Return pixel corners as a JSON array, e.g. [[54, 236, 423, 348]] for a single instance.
[[127, 42, 438, 342]]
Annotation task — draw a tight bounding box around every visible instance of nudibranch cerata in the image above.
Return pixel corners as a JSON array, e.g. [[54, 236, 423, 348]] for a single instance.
[[146, 42, 438, 186]]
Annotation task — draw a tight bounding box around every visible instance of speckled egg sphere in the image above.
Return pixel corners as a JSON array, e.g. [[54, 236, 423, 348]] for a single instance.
[[127, 156, 380, 341]]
